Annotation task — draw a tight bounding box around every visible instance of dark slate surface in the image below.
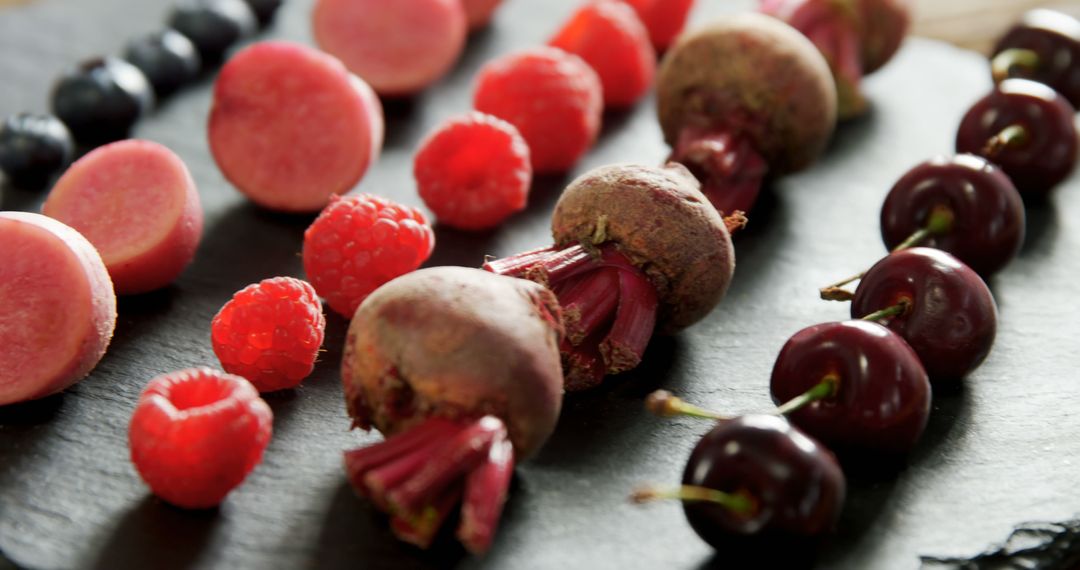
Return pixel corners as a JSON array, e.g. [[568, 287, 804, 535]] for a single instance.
[[2, 1, 1079, 569]]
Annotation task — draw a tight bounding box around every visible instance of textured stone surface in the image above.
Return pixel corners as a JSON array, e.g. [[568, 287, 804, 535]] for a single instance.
[[2, 1, 1080, 569]]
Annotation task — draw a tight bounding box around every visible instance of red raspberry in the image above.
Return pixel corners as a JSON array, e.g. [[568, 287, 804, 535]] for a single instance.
[[474, 46, 602, 173], [211, 277, 326, 392], [414, 112, 532, 230], [616, 0, 695, 52], [129, 368, 273, 509], [303, 194, 435, 317], [550, 2, 656, 108]]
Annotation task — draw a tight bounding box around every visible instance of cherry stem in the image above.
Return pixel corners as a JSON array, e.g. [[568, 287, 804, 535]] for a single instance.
[[991, 48, 1040, 84], [645, 390, 729, 420], [630, 485, 755, 515], [982, 124, 1030, 158], [820, 206, 954, 302], [774, 375, 838, 416], [861, 298, 911, 323]]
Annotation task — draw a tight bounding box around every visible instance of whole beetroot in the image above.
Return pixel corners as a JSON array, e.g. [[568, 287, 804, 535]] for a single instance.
[[486, 163, 736, 389], [657, 13, 836, 216], [341, 267, 564, 553], [760, 0, 911, 118]]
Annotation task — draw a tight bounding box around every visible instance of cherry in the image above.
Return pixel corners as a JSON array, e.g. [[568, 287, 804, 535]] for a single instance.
[[992, 9, 1080, 109], [770, 321, 931, 455], [851, 248, 997, 382], [634, 415, 844, 561], [880, 154, 1025, 277], [955, 78, 1078, 199]]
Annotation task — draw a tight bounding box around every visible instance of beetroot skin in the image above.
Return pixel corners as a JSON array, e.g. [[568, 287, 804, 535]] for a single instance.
[[760, 0, 911, 118], [486, 163, 734, 389], [340, 267, 563, 553], [342, 267, 563, 456], [552, 163, 734, 332], [656, 13, 836, 215]]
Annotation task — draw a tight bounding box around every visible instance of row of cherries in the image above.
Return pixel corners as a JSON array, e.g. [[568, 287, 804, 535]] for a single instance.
[[635, 8, 1080, 562], [0, 0, 281, 188]]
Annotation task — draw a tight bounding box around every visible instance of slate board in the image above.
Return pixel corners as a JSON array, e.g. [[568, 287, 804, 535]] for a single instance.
[[2, 1, 1080, 569]]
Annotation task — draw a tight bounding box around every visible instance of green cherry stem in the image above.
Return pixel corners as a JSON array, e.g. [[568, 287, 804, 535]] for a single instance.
[[982, 124, 1030, 158], [645, 390, 729, 420], [860, 298, 911, 323], [820, 206, 954, 302], [774, 375, 839, 416], [991, 48, 1040, 84], [630, 485, 755, 515]]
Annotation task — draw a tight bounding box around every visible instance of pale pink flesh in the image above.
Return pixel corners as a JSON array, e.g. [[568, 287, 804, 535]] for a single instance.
[[0, 213, 116, 406], [209, 41, 384, 213], [313, 0, 467, 96], [43, 139, 203, 295]]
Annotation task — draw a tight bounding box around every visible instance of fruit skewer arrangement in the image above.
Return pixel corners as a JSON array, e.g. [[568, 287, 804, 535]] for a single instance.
[[633, 7, 1080, 560]]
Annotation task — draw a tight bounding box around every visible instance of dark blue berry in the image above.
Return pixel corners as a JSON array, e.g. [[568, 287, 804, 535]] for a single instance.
[[169, 0, 257, 64], [123, 30, 202, 98], [0, 114, 75, 189], [50, 57, 154, 145]]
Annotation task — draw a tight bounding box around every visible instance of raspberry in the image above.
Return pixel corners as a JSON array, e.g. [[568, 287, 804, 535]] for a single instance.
[[129, 368, 273, 509], [303, 194, 435, 317], [550, 2, 656, 108], [616, 0, 695, 52], [474, 47, 603, 173], [414, 112, 532, 230], [211, 277, 326, 392]]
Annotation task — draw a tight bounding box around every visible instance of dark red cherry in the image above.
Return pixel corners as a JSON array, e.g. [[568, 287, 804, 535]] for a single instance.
[[956, 79, 1078, 198], [992, 9, 1080, 109], [770, 321, 931, 455], [851, 248, 997, 382], [880, 154, 1024, 277], [682, 415, 845, 562]]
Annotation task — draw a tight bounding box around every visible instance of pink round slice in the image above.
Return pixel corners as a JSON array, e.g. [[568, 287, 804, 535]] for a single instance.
[[209, 41, 384, 213], [0, 212, 117, 406], [312, 0, 467, 96], [43, 140, 204, 295]]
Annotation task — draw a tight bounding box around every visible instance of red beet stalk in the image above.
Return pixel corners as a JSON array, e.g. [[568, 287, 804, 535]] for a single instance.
[[668, 125, 768, 216], [485, 243, 659, 390], [343, 415, 516, 553]]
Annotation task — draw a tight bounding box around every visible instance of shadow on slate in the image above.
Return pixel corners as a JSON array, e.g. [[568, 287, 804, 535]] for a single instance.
[[1019, 200, 1060, 256], [313, 480, 466, 570], [91, 496, 220, 570], [533, 334, 684, 468]]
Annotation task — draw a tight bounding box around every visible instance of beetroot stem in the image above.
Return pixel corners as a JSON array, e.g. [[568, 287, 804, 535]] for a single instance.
[[458, 435, 515, 554], [558, 268, 620, 344], [483, 245, 557, 278], [599, 262, 658, 374], [388, 416, 505, 516], [669, 127, 768, 216], [390, 484, 464, 549], [344, 418, 462, 484]]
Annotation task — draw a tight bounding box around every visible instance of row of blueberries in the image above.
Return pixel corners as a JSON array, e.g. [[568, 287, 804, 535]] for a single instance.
[[0, 0, 282, 188]]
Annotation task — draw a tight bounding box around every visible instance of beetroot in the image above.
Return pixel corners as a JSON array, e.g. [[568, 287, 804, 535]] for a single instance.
[[657, 13, 836, 216], [760, 0, 911, 119], [341, 267, 563, 553], [486, 163, 736, 390]]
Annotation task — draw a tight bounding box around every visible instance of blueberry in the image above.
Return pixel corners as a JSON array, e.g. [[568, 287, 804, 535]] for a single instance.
[[243, 0, 283, 27], [169, 0, 257, 64], [123, 30, 202, 98], [0, 114, 75, 189], [50, 57, 154, 145]]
